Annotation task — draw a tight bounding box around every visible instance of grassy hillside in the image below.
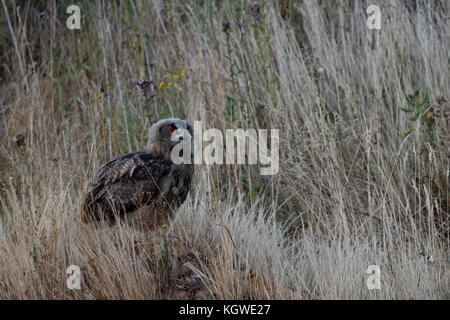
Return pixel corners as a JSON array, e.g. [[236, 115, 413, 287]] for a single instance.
[[0, 0, 448, 299]]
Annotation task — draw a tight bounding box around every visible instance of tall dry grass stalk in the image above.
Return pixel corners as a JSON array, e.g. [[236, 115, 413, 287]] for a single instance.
[[0, 0, 448, 299]]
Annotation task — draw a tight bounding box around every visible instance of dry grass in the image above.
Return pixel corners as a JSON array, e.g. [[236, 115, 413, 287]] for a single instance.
[[0, 0, 448, 299]]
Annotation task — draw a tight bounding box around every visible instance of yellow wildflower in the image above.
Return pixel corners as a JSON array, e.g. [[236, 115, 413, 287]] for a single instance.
[[173, 74, 179, 80], [159, 82, 164, 89]]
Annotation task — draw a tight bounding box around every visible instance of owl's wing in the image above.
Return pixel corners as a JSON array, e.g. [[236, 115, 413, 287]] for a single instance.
[[82, 151, 172, 221], [97, 152, 141, 185]]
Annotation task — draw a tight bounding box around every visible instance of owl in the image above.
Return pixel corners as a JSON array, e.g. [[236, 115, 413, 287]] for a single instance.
[[82, 118, 194, 230]]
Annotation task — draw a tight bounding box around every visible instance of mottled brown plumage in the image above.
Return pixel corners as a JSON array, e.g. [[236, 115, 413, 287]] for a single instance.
[[82, 118, 194, 230]]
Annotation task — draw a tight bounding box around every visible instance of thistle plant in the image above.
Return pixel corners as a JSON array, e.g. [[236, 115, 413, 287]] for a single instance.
[[401, 89, 435, 146]]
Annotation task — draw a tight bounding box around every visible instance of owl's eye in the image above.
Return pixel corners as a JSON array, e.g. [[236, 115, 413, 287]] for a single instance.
[[169, 127, 176, 135]]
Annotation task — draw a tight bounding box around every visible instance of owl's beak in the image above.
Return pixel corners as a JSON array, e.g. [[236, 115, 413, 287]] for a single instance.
[[172, 129, 192, 142]]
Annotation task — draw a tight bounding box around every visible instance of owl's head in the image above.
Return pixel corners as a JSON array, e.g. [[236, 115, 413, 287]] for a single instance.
[[146, 118, 193, 161]]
